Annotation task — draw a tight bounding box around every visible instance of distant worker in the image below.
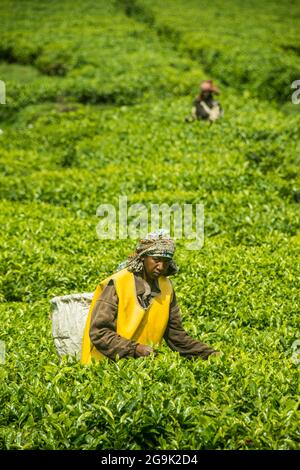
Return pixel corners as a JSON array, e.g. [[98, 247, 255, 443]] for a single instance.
[[186, 79, 223, 123]]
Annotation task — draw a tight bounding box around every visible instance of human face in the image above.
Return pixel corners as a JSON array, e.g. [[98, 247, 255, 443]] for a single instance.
[[143, 256, 171, 280]]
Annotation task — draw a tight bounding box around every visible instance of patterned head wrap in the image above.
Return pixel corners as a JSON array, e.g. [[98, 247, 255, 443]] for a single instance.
[[117, 229, 178, 275]]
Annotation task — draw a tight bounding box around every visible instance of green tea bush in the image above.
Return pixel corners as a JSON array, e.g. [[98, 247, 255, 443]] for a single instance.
[[0, 0, 201, 121], [128, 0, 300, 102], [0, 0, 299, 450]]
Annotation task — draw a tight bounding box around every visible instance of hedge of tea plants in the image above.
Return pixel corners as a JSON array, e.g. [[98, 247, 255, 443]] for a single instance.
[[122, 0, 300, 102], [0, 0, 299, 450]]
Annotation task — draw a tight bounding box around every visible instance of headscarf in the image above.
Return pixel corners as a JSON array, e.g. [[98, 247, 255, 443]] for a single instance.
[[117, 229, 178, 275]]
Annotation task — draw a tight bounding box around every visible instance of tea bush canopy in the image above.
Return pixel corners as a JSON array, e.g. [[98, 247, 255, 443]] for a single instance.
[[0, 0, 299, 450]]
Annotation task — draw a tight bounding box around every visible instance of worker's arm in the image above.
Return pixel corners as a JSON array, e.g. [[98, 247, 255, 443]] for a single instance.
[[164, 291, 217, 359]]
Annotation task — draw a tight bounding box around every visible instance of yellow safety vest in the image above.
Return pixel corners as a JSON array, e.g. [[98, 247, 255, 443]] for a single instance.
[[81, 268, 172, 364]]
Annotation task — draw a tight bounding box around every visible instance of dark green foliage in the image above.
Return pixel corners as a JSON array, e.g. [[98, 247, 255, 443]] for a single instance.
[[129, 0, 300, 103]]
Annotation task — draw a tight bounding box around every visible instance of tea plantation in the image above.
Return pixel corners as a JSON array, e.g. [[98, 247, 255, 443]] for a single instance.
[[0, 0, 299, 450]]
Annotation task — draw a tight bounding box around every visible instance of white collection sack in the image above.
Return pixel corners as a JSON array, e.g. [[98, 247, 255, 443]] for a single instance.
[[50, 292, 94, 359]]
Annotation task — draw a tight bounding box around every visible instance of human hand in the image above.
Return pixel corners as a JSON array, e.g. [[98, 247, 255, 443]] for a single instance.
[[135, 344, 154, 357]]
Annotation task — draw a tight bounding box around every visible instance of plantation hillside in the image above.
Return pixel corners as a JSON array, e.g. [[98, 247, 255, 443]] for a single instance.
[[0, 0, 299, 450]]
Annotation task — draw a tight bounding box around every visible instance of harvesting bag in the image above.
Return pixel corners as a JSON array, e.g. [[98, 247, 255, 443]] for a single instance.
[[50, 292, 93, 359]]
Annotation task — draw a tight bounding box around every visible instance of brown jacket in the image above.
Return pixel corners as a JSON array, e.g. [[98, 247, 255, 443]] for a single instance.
[[89, 272, 216, 360]]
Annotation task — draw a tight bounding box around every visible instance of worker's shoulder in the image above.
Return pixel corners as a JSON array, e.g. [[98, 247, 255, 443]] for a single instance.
[[110, 268, 132, 281], [97, 269, 131, 291], [160, 275, 174, 293]]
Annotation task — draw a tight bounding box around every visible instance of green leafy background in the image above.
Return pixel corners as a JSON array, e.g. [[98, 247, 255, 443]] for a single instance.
[[0, 0, 299, 449]]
